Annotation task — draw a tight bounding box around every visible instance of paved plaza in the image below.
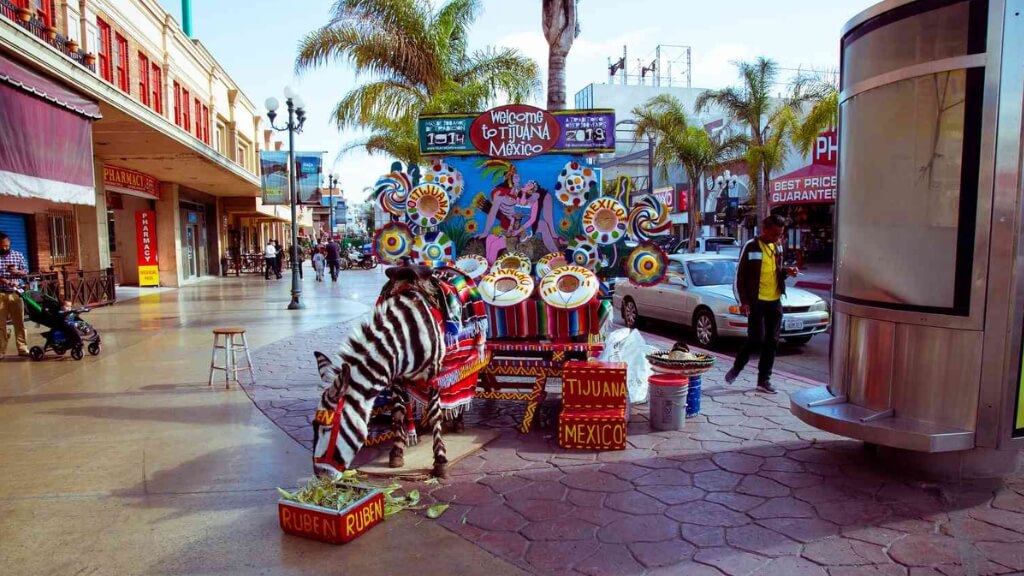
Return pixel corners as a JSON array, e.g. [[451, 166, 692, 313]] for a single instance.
[[3, 270, 1024, 575]]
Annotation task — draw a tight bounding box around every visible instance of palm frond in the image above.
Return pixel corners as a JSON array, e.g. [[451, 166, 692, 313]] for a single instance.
[[329, 80, 427, 130], [457, 47, 542, 104]]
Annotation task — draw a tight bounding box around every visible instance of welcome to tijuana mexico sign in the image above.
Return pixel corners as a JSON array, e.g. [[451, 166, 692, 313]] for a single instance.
[[419, 105, 615, 159]]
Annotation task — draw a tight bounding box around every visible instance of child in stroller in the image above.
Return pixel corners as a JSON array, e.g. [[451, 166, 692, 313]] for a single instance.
[[19, 289, 101, 361]]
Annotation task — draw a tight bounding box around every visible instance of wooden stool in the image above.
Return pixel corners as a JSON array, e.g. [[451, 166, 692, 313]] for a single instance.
[[209, 327, 254, 388]]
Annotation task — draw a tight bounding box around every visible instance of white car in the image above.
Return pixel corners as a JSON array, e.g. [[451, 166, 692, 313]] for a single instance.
[[614, 253, 830, 347]]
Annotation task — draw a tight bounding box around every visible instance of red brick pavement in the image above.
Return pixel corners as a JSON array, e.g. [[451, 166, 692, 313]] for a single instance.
[[245, 322, 1024, 576]]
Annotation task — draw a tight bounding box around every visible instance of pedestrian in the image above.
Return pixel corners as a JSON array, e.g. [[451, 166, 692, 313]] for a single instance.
[[326, 238, 341, 282], [264, 240, 278, 279], [0, 231, 30, 359], [290, 244, 303, 279], [312, 246, 326, 282], [724, 215, 798, 394], [274, 240, 284, 279]]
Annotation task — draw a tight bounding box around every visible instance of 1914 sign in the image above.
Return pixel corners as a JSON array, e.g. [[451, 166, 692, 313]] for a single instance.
[[469, 105, 560, 159]]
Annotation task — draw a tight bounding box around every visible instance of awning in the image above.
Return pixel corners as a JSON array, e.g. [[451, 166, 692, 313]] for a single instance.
[[0, 53, 99, 205], [768, 163, 837, 207]]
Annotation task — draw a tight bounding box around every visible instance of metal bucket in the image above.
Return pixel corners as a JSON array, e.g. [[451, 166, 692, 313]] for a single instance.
[[648, 374, 689, 431], [686, 376, 702, 417]]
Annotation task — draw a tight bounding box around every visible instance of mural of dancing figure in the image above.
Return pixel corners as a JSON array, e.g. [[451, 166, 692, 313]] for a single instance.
[[477, 162, 522, 262], [508, 180, 564, 254]]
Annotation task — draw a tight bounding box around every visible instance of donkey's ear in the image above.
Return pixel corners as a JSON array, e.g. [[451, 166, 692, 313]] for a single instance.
[[313, 351, 341, 386]]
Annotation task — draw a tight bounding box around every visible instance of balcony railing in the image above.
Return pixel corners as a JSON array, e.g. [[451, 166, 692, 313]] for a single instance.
[[24, 268, 116, 307], [0, 0, 96, 73]]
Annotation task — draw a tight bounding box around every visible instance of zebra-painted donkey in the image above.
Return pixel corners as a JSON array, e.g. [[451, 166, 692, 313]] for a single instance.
[[312, 264, 483, 478]]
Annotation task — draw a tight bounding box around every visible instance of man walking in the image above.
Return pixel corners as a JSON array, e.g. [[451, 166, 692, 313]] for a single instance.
[[725, 215, 798, 394], [0, 231, 30, 359], [325, 238, 341, 282], [264, 240, 278, 280]]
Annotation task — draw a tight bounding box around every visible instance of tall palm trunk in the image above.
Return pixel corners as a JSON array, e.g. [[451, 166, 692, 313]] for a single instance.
[[542, 0, 578, 111]]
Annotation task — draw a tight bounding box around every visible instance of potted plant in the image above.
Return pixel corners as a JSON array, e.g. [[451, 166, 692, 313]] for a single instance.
[[43, 26, 58, 41], [16, 7, 32, 22], [83, 52, 96, 66], [66, 39, 79, 52]]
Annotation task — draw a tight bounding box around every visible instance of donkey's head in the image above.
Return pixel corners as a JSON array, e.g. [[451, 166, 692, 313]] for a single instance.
[[311, 351, 353, 477]]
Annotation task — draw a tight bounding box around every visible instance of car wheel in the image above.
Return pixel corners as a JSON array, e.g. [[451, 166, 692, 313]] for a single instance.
[[694, 308, 718, 348], [622, 298, 640, 329], [785, 335, 813, 345]]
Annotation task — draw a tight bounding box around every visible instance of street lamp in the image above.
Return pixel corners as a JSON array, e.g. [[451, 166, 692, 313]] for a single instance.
[[327, 172, 339, 241], [265, 86, 307, 310]]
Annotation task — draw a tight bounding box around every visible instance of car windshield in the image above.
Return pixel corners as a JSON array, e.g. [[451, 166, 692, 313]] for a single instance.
[[686, 259, 738, 286]]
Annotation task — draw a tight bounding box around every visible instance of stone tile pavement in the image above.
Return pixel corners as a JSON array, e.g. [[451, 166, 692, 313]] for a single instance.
[[246, 322, 1024, 576]]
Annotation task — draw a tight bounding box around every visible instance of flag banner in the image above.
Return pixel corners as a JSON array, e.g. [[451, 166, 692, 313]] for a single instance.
[[260, 151, 289, 205], [294, 152, 323, 205]]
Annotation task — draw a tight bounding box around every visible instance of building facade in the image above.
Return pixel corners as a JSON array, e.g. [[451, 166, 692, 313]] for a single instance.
[[0, 0, 301, 293]]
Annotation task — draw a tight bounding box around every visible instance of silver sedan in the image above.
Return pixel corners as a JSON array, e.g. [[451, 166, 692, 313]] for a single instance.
[[613, 254, 830, 347]]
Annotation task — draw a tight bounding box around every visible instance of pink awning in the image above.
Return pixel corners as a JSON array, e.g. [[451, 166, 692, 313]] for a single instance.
[[0, 52, 101, 118], [768, 163, 837, 207]]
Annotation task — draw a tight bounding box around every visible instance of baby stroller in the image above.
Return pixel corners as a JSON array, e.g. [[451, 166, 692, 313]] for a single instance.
[[18, 288, 101, 361]]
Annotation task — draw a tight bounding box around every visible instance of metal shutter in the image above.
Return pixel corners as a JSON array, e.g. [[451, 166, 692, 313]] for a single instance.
[[0, 212, 29, 258]]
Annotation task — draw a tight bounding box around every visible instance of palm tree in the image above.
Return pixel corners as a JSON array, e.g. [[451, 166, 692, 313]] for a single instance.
[[296, 0, 541, 165], [695, 57, 809, 221], [792, 70, 839, 156], [542, 0, 580, 110], [633, 95, 746, 252]]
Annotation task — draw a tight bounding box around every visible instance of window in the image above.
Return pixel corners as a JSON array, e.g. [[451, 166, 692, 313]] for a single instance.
[[215, 121, 227, 155], [194, 98, 202, 139], [236, 138, 252, 171], [114, 33, 129, 92], [33, 0, 55, 27], [181, 88, 190, 131], [172, 81, 181, 125], [201, 105, 210, 144], [97, 18, 112, 82], [150, 63, 162, 114], [47, 210, 77, 266], [138, 53, 150, 106]]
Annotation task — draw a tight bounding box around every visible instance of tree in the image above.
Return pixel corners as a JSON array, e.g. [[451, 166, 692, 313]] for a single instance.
[[296, 0, 541, 165], [633, 94, 746, 252], [695, 57, 810, 221], [542, 0, 580, 110], [792, 70, 839, 156]]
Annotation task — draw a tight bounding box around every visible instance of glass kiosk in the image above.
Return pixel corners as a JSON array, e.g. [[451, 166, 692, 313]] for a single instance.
[[790, 0, 1024, 478]]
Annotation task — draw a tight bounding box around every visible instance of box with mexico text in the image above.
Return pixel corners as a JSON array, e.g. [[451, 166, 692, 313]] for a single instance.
[[558, 408, 627, 450]]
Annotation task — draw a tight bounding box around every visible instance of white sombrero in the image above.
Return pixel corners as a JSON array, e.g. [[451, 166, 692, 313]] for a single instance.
[[535, 251, 568, 278], [454, 254, 490, 279], [479, 269, 534, 307], [492, 251, 532, 276], [539, 265, 599, 310]]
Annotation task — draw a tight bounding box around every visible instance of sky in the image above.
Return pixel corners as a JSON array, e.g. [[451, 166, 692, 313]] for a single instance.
[[158, 0, 876, 203]]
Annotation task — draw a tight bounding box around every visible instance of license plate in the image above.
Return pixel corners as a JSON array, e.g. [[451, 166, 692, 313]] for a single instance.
[[784, 318, 804, 331]]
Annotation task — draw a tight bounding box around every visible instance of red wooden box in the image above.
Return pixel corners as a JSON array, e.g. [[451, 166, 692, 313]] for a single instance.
[[558, 408, 627, 450], [562, 361, 628, 411], [278, 487, 385, 544]]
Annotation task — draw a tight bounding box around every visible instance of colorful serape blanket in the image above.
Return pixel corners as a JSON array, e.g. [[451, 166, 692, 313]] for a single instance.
[[485, 298, 612, 341]]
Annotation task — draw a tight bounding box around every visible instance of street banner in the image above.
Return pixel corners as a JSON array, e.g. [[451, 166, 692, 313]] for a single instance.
[[294, 152, 323, 205], [260, 151, 289, 205], [419, 106, 616, 158], [135, 210, 159, 287]]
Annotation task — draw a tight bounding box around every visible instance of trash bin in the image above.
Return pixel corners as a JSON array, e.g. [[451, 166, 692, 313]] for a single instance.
[[648, 374, 689, 431], [686, 375, 702, 417]]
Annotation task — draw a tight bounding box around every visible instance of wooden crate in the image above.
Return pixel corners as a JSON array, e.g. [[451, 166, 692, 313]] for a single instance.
[[562, 361, 628, 412], [278, 487, 385, 544], [558, 408, 627, 450]]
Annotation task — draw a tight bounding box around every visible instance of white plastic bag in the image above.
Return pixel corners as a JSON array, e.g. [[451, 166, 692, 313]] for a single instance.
[[599, 328, 655, 405]]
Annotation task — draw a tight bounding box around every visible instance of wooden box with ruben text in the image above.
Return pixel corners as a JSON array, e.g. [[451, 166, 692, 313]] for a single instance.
[[278, 487, 384, 545]]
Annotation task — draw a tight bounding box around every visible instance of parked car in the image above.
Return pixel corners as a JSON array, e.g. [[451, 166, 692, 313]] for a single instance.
[[613, 253, 830, 347], [685, 237, 739, 254]]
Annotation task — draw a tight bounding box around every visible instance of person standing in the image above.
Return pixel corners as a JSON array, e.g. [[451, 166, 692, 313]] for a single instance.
[[264, 240, 278, 280], [724, 215, 798, 394], [0, 232, 30, 359], [274, 240, 284, 278], [312, 246, 326, 282], [325, 238, 341, 282]]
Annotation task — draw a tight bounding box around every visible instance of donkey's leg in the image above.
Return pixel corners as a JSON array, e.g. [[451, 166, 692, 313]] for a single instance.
[[389, 382, 409, 468], [428, 388, 448, 478]]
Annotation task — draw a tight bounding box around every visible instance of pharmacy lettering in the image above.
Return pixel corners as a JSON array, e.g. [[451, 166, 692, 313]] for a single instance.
[[135, 210, 160, 286]]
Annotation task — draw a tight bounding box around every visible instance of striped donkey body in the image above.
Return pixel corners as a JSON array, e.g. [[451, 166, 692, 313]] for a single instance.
[[312, 288, 453, 477]]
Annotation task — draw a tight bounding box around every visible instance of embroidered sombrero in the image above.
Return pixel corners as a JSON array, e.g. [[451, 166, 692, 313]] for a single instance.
[[454, 254, 490, 280], [374, 171, 411, 216], [411, 230, 455, 264], [373, 222, 414, 264], [627, 195, 671, 241], [539, 265, 599, 310], [568, 236, 598, 269], [479, 269, 534, 307], [492, 251, 532, 276], [422, 159, 465, 202], [535, 251, 568, 279], [625, 241, 669, 286], [554, 161, 597, 207], [581, 197, 628, 245], [406, 183, 451, 229]]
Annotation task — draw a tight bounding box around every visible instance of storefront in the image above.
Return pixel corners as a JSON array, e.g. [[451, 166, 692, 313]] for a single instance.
[[103, 165, 159, 285], [177, 187, 218, 280], [768, 131, 837, 265]]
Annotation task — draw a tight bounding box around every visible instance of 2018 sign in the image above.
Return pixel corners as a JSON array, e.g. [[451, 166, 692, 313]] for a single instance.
[[469, 105, 561, 159]]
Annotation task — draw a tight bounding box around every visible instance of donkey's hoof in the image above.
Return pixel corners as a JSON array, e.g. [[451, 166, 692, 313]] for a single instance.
[[432, 463, 449, 479], [389, 454, 405, 468]]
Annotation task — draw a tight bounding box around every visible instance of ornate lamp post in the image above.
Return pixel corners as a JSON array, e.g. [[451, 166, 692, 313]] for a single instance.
[[327, 172, 339, 240], [264, 87, 307, 310]]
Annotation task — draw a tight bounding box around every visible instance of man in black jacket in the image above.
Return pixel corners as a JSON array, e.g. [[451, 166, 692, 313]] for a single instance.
[[724, 215, 798, 394], [325, 239, 342, 282]]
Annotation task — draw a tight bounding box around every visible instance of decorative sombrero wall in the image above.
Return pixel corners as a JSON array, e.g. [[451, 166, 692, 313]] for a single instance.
[[372, 105, 674, 314]]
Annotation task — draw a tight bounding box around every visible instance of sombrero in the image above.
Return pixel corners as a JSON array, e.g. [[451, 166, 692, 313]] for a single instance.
[[422, 159, 465, 202], [535, 251, 567, 278], [478, 269, 534, 307], [581, 197, 628, 245], [554, 161, 597, 207], [568, 236, 598, 269], [627, 195, 671, 242], [454, 254, 490, 279], [411, 230, 455, 264], [374, 171, 411, 216], [406, 183, 451, 229], [539, 265, 599, 310], [373, 222, 414, 264], [625, 241, 669, 286], [492, 251, 532, 276]]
